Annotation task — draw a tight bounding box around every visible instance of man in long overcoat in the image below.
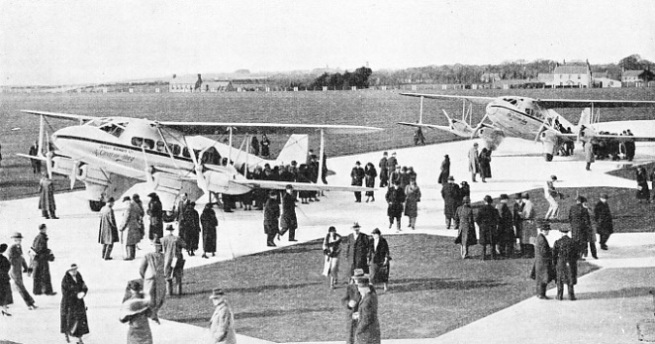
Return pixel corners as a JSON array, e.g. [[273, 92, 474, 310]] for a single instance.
[[476, 195, 499, 260], [552, 227, 578, 301], [120, 196, 144, 260], [385, 181, 406, 231], [530, 221, 554, 299], [139, 238, 166, 323], [468, 143, 480, 182], [594, 194, 614, 250], [208, 289, 237, 344], [38, 172, 57, 219], [351, 161, 365, 202], [497, 194, 515, 258], [161, 225, 186, 296], [378, 152, 388, 187], [386, 152, 398, 181], [454, 196, 477, 259], [280, 185, 298, 242], [98, 198, 118, 260], [342, 269, 365, 344], [441, 176, 460, 229], [60, 264, 89, 343], [354, 277, 381, 344], [263, 191, 280, 247], [32, 223, 56, 295], [147, 193, 163, 242], [200, 203, 218, 258], [568, 196, 591, 260], [344, 223, 370, 276], [8, 232, 36, 308]]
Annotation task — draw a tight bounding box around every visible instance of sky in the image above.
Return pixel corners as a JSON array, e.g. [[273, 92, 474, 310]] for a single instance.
[[1, 0, 654, 86]]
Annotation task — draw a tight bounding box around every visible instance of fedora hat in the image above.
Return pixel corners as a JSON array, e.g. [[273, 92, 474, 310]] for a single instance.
[[352, 222, 361, 229], [209, 288, 225, 300], [119, 299, 150, 321], [10, 232, 23, 239], [483, 195, 493, 203], [356, 277, 370, 287]]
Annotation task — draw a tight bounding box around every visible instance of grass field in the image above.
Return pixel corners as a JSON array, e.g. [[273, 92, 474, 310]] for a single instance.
[[160, 234, 597, 342], [1, 88, 654, 201]]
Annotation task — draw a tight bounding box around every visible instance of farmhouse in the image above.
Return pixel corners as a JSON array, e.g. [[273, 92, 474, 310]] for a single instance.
[[552, 64, 592, 88], [621, 70, 655, 87]]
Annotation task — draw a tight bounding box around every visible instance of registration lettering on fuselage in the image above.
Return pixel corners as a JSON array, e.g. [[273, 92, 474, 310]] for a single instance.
[[94, 144, 135, 163]]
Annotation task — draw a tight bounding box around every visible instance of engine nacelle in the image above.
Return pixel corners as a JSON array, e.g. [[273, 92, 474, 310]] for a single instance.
[[449, 119, 475, 138]]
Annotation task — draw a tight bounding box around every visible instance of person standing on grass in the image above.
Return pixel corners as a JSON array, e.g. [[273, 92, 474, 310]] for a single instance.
[[201, 203, 218, 258], [553, 226, 578, 301], [386, 180, 406, 232], [29, 141, 41, 174], [60, 264, 89, 344], [368, 229, 391, 292], [38, 172, 58, 219], [162, 225, 186, 296], [404, 178, 421, 230], [454, 196, 477, 259], [594, 193, 614, 250], [353, 277, 381, 344], [364, 162, 377, 203], [378, 152, 389, 188], [31, 223, 56, 295], [0, 243, 12, 317], [139, 237, 165, 324], [520, 193, 537, 258], [351, 161, 365, 203], [637, 167, 650, 203], [438, 155, 450, 185], [322, 226, 342, 289], [476, 195, 499, 261], [468, 143, 480, 183], [342, 269, 365, 344], [8, 232, 37, 310], [207, 288, 237, 344], [99, 198, 118, 260], [280, 185, 298, 242], [497, 194, 515, 258], [344, 223, 370, 277], [513, 193, 524, 255], [263, 191, 280, 247], [120, 280, 153, 344], [569, 196, 593, 260], [530, 221, 554, 300], [260, 134, 270, 158]]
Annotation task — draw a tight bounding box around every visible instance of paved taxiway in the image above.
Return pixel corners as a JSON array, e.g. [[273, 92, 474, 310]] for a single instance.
[[1, 128, 655, 343]]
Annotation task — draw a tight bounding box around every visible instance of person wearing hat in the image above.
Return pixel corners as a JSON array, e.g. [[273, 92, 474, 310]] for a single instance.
[[441, 176, 460, 229], [180, 201, 201, 256], [386, 152, 398, 182], [38, 171, 58, 219], [404, 178, 421, 230], [162, 225, 187, 296], [146, 192, 164, 242], [552, 225, 578, 301], [568, 196, 592, 260], [544, 175, 562, 220], [530, 221, 554, 300], [8, 232, 36, 309], [60, 264, 89, 343], [99, 198, 118, 260], [280, 185, 298, 242], [138, 236, 166, 324], [454, 196, 477, 259], [378, 152, 389, 188], [386, 180, 406, 232], [478, 147, 492, 183], [351, 161, 365, 203], [208, 288, 236, 344], [388, 165, 402, 187], [468, 142, 481, 182], [520, 193, 537, 258], [438, 155, 450, 185], [200, 203, 218, 258], [344, 222, 370, 278], [263, 191, 280, 247], [0, 243, 12, 316], [364, 162, 377, 203], [594, 193, 614, 250], [353, 277, 381, 344], [323, 226, 343, 289], [120, 195, 144, 261], [497, 194, 515, 258], [31, 223, 56, 295], [120, 280, 153, 344], [368, 228, 391, 292], [342, 268, 366, 344], [476, 195, 499, 260]]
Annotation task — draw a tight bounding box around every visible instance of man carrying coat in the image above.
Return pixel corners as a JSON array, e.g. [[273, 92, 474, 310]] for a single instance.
[[594, 194, 614, 250], [98, 198, 119, 260], [8, 232, 37, 309], [530, 221, 554, 299]]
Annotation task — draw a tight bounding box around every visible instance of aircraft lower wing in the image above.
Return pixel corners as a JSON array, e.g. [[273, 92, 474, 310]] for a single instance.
[[235, 179, 375, 193], [397, 121, 452, 132]]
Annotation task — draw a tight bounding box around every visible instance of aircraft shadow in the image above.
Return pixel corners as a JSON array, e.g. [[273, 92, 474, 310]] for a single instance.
[[574, 286, 653, 301], [181, 281, 323, 297], [389, 277, 506, 294]]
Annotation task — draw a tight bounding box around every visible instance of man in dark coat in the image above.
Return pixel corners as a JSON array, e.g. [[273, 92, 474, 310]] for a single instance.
[[441, 176, 460, 229], [385, 181, 406, 231], [438, 155, 450, 184], [552, 226, 578, 301], [180, 202, 200, 256], [568, 196, 591, 260], [147, 192, 163, 242], [200, 203, 218, 258], [497, 194, 515, 258], [354, 277, 381, 344], [351, 161, 365, 203], [454, 196, 477, 259], [512, 193, 524, 252], [476, 195, 499, 260], [594, 194, 614, 250], [342, 269, 365, 344], [60, 264, 89, 343], [32, 224, 56, 295], [378, 152, 388, 187], [386, 152, 398, 182], [263, 191, 280, 247], [29, 141, 41, 174], [344, 223, 370, 276], [98, 198, 118, 260], [280, 185, 298, 242], [530, 221, 554, 299]]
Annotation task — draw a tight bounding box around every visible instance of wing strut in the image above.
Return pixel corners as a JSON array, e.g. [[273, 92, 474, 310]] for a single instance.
[[318, 129, 325, 184], [419, 96, 424, 124]]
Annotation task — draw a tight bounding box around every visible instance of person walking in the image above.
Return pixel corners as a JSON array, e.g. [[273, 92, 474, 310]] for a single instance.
[[454, 196, 477, 259], [368, 229, 391, 292], [513, 193, 524, 256], [120, 196, 144, 261], [569, 196, 592, 260], [280, 185, 298, 242], [344, 223, 370, 276], [414, 127, 425, 145], [544, 175, 563, 220], [161, 225, 186, 296], [468, 143, 480, 182], [441, 176, 460, 229], [594, 194, 614, 250], [139, 238, 166, 324], [119, 280, 153, 344], [263, 191, 280, 247], [351, 161, 365, 203], [553, 226, 578, 301], [386, 152, 398, 182], [38, 172, 58, 219], [438, 155, 450, 185], [404, 178, 421, 230], [364, 162, 377, 203], [378, 152, 389, 188], [31, 223, 56, 295], [530, 221, 554, 300], [146, 193, 163, 242], [60, 264, 89, 344], [386, 181, 406, 232], [8, 232, 36, 310], [353, 277, 381, 344], [342, 269, 365, 344], [180, 202, 201, 256], [29, 141, 41, 174], [478, 148, 492, 183], [98, 198, 119, 260], [0, 243, 12, 316], [497, 194, 515, 258], [476, 195, 499, 260], [207, 288, 237, 344], [637, 167, 650, 203], [322, 226, 342, 289], [581, 198, 597, 260], [201, 203, 218, 258]]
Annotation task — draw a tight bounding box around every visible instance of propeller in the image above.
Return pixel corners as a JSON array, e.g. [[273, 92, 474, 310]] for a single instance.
[[471, 114, 489, 139], [69, 161, 80, 189]]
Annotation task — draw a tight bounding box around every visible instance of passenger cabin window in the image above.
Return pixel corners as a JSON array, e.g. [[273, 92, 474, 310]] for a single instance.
[[182, 147, 190, 158], [142, 139, 155, 150], [169, 144, 181, 156], [131, 137, 143, 147], [156, 141, 166, 152]]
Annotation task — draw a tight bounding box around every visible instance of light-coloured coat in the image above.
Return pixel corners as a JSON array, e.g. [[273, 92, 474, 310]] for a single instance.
[[468, 146, 480, 173], [208, 300, 237, 344], [38, 177, 56, 212], [120, 201, 144, 245], [98, 205, 118, 244]]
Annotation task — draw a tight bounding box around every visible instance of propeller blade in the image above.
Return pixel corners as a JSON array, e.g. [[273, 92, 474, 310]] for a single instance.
[[69, 161, 80, 189]]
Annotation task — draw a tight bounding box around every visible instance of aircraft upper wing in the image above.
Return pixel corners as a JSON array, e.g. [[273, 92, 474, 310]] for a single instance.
[[22, 110, 95, 122], [399, 92, 495, 105], [158, 121, 383, 135], [535, 99, 655, 109]]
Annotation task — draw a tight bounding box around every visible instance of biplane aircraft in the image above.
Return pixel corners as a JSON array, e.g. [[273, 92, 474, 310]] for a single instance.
[[18, 110, 382, 211], [398, 93, 655, 161]]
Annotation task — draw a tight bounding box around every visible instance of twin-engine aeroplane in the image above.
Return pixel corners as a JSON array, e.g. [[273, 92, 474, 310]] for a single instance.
[[398, 93, 655, 161], [18, 110, 382, 211]]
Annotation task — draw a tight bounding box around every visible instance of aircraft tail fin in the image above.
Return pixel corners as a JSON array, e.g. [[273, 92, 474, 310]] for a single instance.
[[578, 108, 592, 127], [275, 134, 309, 166]]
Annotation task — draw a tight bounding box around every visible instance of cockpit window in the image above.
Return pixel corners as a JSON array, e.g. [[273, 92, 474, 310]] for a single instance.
[[99, 123, 124, 138]]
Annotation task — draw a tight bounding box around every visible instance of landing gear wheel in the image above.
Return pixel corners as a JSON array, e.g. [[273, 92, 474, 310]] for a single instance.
[[544, 153, 553, 162], [89, 200, 105, 212]]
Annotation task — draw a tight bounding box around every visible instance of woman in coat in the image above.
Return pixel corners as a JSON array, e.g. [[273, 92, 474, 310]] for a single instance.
[[120, 280, 152, 344], [368, 229, 391, 292], [200, 204, 218, 258], [354, 277, 381, 344], [60, 264, 89, 343], [0, 244, 13, 316], [364, 162, 377, 203], [147, 193, 163, 241], [385, 181, 406, 232], [637, 167, 650, 203], [478, 148, 492, 182], [497, 194, 515, 258], [404, 179, 421, 230], [322, 227, 342, 289], [438, 155, 450, 184], [454, 196, 477, 259], [180, 202, 201, 255]]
